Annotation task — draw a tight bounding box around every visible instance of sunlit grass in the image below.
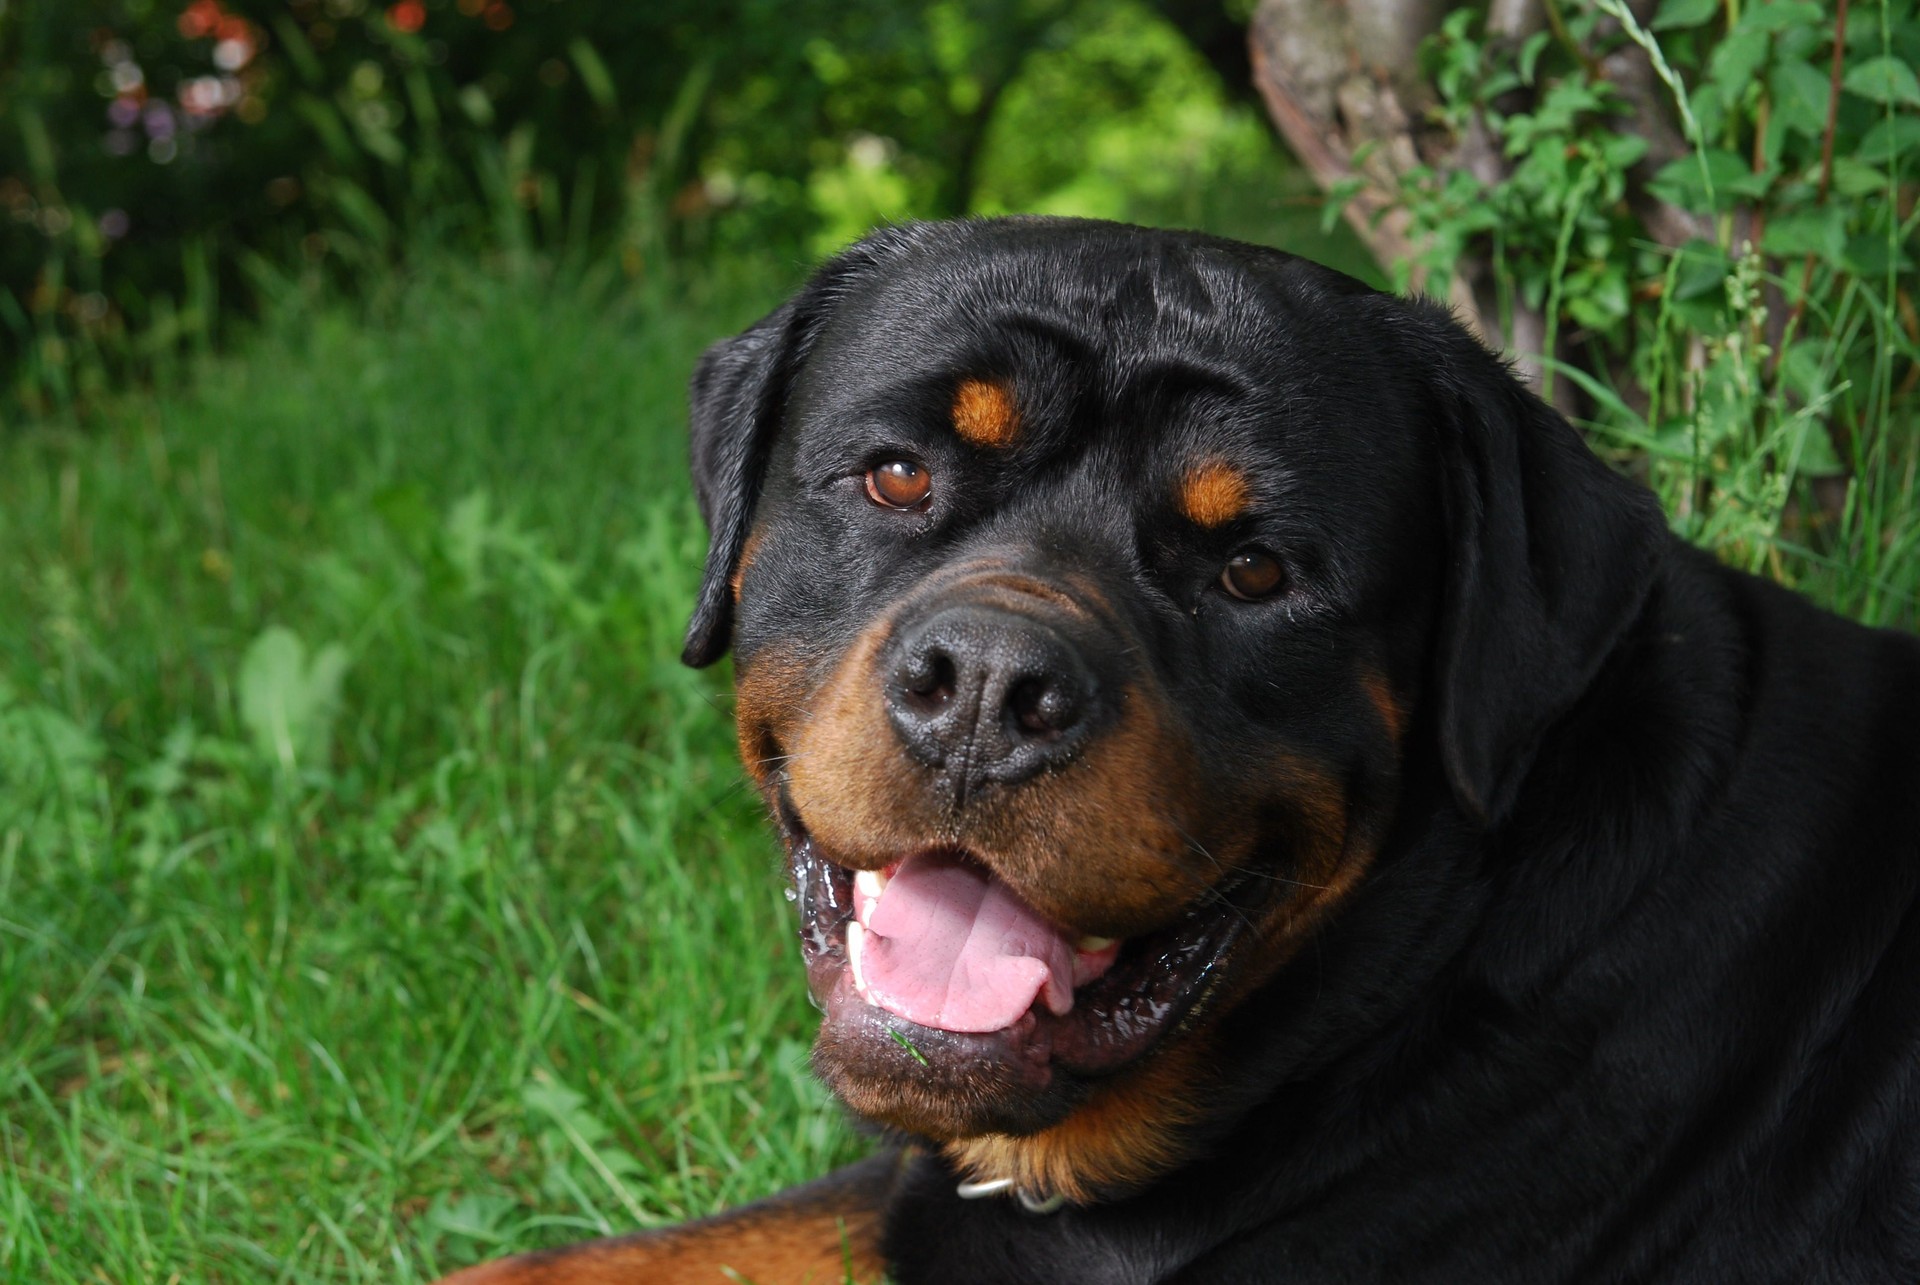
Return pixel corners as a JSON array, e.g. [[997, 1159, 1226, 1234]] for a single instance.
[[0, 262, 867, 1282]]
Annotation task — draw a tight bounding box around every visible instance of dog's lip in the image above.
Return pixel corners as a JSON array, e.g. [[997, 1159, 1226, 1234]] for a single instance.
[[783, 812, 1247, 1081]]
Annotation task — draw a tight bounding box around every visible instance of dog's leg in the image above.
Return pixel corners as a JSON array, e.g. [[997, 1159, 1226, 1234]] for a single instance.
[[434, 1150, 903, 1285]]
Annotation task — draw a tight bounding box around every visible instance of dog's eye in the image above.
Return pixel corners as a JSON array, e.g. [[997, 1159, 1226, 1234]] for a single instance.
[[865, 459, 933, 510], [1220, 549, 1284, 601]]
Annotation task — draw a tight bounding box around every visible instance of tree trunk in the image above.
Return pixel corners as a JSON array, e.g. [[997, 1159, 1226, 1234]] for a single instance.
[[1247, 0, 1706, 404], [1248, 0, 1492, 340]]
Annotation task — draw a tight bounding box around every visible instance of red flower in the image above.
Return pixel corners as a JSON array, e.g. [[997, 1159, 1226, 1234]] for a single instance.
[[387, 1, 427, 33], [176, 0, 222, 39]]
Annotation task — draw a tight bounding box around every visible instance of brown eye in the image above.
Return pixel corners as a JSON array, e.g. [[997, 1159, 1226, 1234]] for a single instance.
[[865, 459, 932, 510], [1220, 549, 1284, 601]]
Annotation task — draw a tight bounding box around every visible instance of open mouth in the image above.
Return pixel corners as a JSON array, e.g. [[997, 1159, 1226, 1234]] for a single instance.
[[783, 805, 1247, 1111]]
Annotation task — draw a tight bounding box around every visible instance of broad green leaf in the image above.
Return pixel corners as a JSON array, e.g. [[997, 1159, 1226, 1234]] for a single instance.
[[1857, 115, 1920, 165], [1845, 233, 1916, 278], [1740, 0, 1824, 33], [1784, 413, 1847, 476], [1844, 56, 1920, 107], [1706, 27, 1771, 109], [443, 489, 494, 589], [1518, 30, 1552, 83], [1776, 339, 1832, 403], [1830, 157, 1890, 196], [1769, 60, 1832, 137], [1653, 0, 1720, 30], [238, 626, 349, 775], [0, 686, 108, 862], [1761, 206, 1848, 267], [1671, 238, 1732, 300], [1648, 149, 1772, 210], [1599, 132, 1651, 169], [1566, 272, 1630, 329]]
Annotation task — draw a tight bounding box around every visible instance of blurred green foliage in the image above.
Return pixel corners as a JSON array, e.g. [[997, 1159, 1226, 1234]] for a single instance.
[[1, 0, 1320, 413], [1381, 0, 1919, 619]]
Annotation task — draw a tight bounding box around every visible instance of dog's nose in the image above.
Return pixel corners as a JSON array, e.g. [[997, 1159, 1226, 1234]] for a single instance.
[[886, 606, 1096, 791]]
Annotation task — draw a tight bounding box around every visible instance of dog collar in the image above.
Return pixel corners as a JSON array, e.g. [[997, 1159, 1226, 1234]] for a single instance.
[[955, 1175, 1067, 1214]]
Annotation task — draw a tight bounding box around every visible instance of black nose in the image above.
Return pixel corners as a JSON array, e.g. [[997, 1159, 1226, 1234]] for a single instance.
[[886, 605, 1098, 793]]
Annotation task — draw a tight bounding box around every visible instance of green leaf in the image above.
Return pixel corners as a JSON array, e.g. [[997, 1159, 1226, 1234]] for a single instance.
[[1648, 149, 1771, 211], [1566, 272, 1630, 329], [238, 626, 349, 776], [1761, 206, 1848, 267], [0, 687, 108, 863], [1599, 132, 1651, 169], [1857, 115, 1920, 165], [1830, 157, 1890, 196], [1776, 338, 1832, 404], [1653, 0, 1720, 30], [1769, 60, 1832, 137], [1740, 0, 1824, 33], [569, 38, 619, 111], [1518, 31, 1552, 84], [1844, 56, 1920, 107], [1785, 412, 1847, 476], [419, 1191, 518, 1244], [1706, 27, 1771, 109], [1671, 238, 1732, 301], [443, 489, 494, 589], [294, 96, 359, 167], [1844, 233, 1915, 278], [1321, 176, 1366, 234], [522, 1078, 608, 1144]]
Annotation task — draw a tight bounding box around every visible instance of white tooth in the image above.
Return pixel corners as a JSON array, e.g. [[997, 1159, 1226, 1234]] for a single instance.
[[847, 921, 870, 996], [1077, 935, 1116, 953], [855, 869, 888, 900]]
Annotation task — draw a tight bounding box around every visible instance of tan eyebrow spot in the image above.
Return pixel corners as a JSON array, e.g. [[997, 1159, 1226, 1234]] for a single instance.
[[1362, 670, 1405, 745], [952, 378, 1020, 448], [729, 525, 767, 601], [1176, 458, 1252, 528]]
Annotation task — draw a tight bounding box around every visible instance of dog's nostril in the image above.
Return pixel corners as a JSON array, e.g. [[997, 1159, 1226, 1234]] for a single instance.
[[898, 650, 958, 712], [1008, 676, 1077, 740]]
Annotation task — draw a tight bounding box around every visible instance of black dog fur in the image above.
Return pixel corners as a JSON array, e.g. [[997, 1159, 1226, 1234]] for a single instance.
[[689, 217, 1920, 1284]]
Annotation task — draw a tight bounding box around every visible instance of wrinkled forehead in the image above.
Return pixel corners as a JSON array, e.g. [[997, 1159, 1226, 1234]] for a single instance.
[[793, 243, 1323, 467], [805, 238, 1277, 392], [792, 239, 1430, 485]]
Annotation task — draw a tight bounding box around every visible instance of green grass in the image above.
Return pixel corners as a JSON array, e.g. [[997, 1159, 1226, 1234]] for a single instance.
[[0, 261, 868, 1282]]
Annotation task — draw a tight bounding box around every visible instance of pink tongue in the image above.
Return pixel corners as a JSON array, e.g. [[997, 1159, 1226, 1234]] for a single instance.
[[857, 852, 1080, 1033]]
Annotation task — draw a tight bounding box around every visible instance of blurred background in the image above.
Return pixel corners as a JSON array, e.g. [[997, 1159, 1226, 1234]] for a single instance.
[[3, 0, 1357, 404], [1, 1, 1914, 1280]]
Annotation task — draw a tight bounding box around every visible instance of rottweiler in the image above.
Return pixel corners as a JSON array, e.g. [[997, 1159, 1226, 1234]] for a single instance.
[[440, 218, 1920, 1284]]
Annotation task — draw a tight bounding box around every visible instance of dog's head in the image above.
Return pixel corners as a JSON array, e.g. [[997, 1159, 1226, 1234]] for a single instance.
[[683, 218, 1663, 1200]]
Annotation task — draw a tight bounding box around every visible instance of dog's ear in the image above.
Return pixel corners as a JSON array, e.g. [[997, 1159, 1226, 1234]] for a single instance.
[[681, 296, 809, 667], [682, 224, 936, 667], [1418, 307, 1668, 823]]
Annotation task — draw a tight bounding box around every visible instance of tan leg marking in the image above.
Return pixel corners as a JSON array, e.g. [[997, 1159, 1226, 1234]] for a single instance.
[[434, 1154, 900, 1285]]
